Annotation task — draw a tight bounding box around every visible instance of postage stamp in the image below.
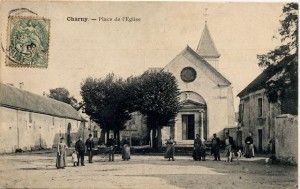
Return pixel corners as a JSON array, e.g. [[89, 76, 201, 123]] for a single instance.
[[6, 16, 50, 68]]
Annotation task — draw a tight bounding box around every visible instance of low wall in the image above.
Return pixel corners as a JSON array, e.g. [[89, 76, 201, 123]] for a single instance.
[[274, 114, 298, 164]]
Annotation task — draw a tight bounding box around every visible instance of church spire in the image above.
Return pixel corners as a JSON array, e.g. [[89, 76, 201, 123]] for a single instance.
[[196, 23, 220, 58]]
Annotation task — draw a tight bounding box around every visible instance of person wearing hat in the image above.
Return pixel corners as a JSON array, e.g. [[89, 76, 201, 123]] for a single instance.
[[211, 133, 221, 161], [56, 137, 68, 169], [75, 136, 85, 166], [85, 134, 94, 163]]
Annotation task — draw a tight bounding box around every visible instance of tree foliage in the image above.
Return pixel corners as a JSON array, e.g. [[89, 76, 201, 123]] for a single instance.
[[48, 87, 78, 108], [126, 70, 181, 148], [81, 70, 181, 148], [257, 3, 298, 107], [136, 71, 181, 128], [81, 74, 131, 134]]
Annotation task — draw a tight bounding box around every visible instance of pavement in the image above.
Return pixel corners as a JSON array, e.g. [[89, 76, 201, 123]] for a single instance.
[[0, 152, 297, 189]]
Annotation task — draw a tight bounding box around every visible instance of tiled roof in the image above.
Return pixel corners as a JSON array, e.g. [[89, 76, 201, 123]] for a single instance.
[[0, 83, 84, 121], [196, 23, 220, 58]]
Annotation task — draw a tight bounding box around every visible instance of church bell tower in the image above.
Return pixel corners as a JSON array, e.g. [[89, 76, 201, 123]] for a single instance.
[[196, 22, 220, 70]]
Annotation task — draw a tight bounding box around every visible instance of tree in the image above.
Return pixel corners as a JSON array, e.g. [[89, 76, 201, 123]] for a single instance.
[[48, 87, 79, 108], [128, 70, 181, 149], [257, 3, 298, 113], [81, 74, 131, 143]]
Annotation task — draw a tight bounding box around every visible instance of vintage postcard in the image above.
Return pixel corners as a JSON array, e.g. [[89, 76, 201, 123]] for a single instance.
[[0, 1, 298, 189]]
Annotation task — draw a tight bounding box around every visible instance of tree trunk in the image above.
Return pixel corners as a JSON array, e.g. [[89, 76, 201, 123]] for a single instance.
[[113, 131, 117, 139], [106, 130, 110, 144], [152, 128, 157, 149], [100, 130, 105, 145], [116, 130, 120, 148], [147, 128, 151, 146], [157, 126, 162, 149]]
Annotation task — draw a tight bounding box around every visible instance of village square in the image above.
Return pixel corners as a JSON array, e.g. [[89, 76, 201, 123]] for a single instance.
[[0, 2, 298, 189]]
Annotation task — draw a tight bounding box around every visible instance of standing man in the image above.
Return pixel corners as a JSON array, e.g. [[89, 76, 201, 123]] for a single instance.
[[211, 133, 221, 161], [75, 136, 85, 166], [245, 132, 255, 158], [224, 132, 234, 162], [85, 134, 94, 163], [107, 135, 116, 162]]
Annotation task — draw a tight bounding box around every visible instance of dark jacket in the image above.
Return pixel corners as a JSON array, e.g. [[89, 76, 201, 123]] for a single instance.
[[85, 138, 94, 151], [211, 137, 221, 148], [122, 139, 129, 146], [107, 138, 116, 147], [194, 138, 202, 148], [75, 140, 85, 154], [245, 136, 253, 144]]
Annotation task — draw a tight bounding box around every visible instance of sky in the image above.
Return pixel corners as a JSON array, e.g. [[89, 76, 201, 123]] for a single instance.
[[0, 1, 284, 111]]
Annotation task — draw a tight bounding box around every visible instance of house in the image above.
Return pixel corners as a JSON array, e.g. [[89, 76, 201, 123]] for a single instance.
[[237, 58, 297, 152], [0, 83, 87, 153]]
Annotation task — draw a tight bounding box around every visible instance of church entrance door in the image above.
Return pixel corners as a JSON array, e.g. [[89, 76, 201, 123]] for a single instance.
[[182, 114, 195, 140]]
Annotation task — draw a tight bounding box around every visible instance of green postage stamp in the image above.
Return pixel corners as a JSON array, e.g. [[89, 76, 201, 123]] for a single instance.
[[6, 16, 50, 68]]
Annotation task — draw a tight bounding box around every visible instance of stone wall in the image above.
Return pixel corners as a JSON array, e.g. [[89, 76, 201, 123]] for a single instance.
[[0, 106, 87, 153], [274, 114, 298, 164], [239, 90, 281, 152]]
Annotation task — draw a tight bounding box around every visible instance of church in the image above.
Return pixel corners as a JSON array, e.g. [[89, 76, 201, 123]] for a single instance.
[[161, 23, 235, 145], [122, 23, 235, 146]]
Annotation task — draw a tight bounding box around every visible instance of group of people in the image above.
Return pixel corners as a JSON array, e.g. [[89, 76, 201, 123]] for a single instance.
[[56, 132, 255, 169], [164, 132, 255, 162], [56, 134, 131, 169], [56, 134, 94, 169]]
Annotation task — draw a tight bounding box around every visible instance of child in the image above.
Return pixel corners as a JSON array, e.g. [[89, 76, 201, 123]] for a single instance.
[[72, 150, 78, 167]]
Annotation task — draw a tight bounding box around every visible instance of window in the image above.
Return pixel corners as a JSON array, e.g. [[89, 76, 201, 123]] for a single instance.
[[52, 117, 55, 125], [258, 98, 263, 118], [181, 67, 197, 83], [93, 130, 98, 138], [29, 112, 32, 123]]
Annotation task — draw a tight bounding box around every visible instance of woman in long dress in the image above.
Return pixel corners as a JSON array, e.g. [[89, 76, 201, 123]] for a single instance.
[[56, 137, 67, 169], [122, 138, 131, 161], [165, 137, 176, 161], [193, 134, 202, 161]]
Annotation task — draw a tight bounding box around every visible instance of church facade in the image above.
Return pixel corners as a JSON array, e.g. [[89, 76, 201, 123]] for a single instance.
[[121, 23, 235, 146], [161, 23, 235, 145]]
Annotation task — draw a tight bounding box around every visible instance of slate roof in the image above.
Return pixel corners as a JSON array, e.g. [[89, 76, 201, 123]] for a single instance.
[[237, 59, 291, 97], [0, 83, 85, 121], [196, 23, 220, 58]]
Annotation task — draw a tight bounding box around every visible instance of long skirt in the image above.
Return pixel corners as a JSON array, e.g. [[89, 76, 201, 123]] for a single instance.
[[193, 146, 202, 160], [56, 153, 66, 169], [122, 145, 131, 160], [164, 144, 175, 159], [244, 144, 254, 158]]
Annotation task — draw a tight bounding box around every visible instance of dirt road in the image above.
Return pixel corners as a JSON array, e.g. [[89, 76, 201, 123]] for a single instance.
[[0, 152, 297, 189]]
